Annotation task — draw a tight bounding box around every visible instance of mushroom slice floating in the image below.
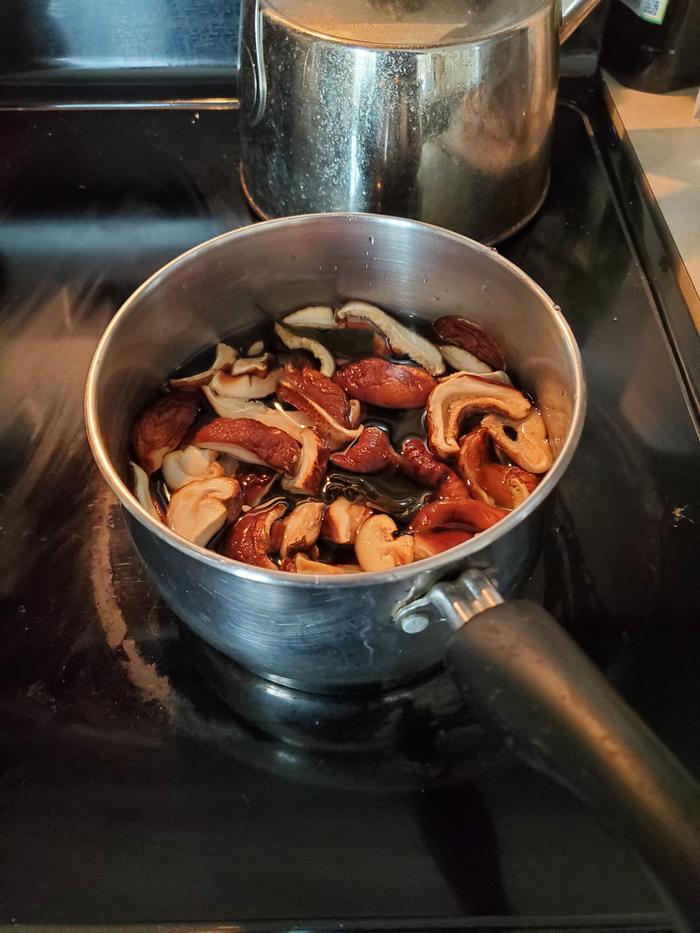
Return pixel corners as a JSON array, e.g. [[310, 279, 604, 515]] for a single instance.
[[458, 426, 539, 508], [282, 305, 337, 330], [400, 438, 450, 487], [276, 367, 362, 451], [321, 496, 372, 545], [482, 408, 553, 474], [132, 391, 200, 473], [333, 358, 436, 409], [279, 500, 325, 559], [162, 445, 223, 491], [355, 513, 415, 572], [438, 344, 493, 375], [202, 388, 311, 442], [330, 427, 401, 474], [236, 465, 278, 507], [130, 461, 166, 522], [426, 372, 531, 458], [284, 554, 362, 574], [167, 475, 242, 547], [194, 417, 300, 475], [336, 301, 445, 376], [275, 323, 335, 378], [224, 502, 286, 569], [282, 428, 328, 494], [169, 343, 238, 390], [433, 316, 505, 371], [408, 499, 508, 534], [413, 530, 473, 560], [247, 340, 265, 356], [231, 352, 274, 377], [210, 367, 281, 400]]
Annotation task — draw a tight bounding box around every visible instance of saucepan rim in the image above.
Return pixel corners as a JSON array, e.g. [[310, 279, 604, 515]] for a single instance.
[[84, 212, 586, 589]]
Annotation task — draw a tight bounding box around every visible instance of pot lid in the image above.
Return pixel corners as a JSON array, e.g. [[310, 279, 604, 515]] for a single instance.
[[262, 0, 549, 47]]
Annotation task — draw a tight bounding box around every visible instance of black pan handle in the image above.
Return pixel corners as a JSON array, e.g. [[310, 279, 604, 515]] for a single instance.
[[396, 573, 700, 931]]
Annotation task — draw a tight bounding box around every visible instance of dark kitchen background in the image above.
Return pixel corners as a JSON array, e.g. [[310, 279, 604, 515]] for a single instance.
[[0, 0, 610, 104]]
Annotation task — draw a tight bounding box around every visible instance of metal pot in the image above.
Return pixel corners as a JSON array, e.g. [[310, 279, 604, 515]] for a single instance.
[[85, 214, 700, 928], [239, 0, 602, 244], [85, 212, 583, 692]]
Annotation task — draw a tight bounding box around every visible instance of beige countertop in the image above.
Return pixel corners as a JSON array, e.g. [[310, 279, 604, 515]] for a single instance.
[[604, 74, 700, 327]]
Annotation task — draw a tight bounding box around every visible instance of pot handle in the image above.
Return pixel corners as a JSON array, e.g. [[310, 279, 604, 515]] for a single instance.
[[398, 571, 700, 931], [247, 0, 267, 126], [560, 0, 603, 44]]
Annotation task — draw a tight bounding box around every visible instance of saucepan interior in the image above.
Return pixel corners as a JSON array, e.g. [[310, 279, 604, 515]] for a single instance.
[[85, 213, 585, 691]]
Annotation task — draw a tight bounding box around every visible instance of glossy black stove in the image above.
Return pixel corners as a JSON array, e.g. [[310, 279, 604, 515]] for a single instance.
[[1, 83, 699, 931]]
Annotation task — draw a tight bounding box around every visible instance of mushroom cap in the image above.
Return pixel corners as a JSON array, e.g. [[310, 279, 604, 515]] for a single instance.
[[169, 342, 237, 389], [279, 500, 325, 559], [426, 372, 531, 458], [162, 445, 223, 491], [167, 475, 242, 547], [482, 408, 553, 474], [282, 306, 337, 330], [203, 388, 312, 442], [333, 357, 436, 409], [223, 502, 286, 569], [132, 391, 200, 474], [275, 323, 335, 377], [211, 367, 281, 400], [282, 427, 328, 494], [354, 513, 415, 572], [194, 418, 300, 475], [321, 496, 372, 545], [336, 301, 445, 376]]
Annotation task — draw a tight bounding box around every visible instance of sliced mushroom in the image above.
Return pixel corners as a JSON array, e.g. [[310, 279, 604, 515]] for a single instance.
[[413, 530, 473, 560], [457, 426, 539, 508], [282, 305, 337, 330], [130, 461, 165, 522], [203, 387, 312, 442], [482, 409, 553, 474], [321, 496, 372, 545], [277, 367, 362, 451], [335, 301, 445, 376], [433, 470, 471, 501], [355, 513, 415, 572], [167, 475, 242, 547], [282, 427, 328, 494], [231, 352, 274, 376], [408, 499, 508, 534], [275, 323, 335, 378], [333, 358, 436, 409], [162, 445, 223, 491], [426, 372, 531, 458], [236, 465, 278, 507], [224, 502, 286, 569], [400, 438, 450, 487], [439, 344, 494, 375], [330, 427, 401, 474], [433, 317, 505, 371], [210, 367, 281, 400], [132, 391, 200, 474], [247, 340, 265, 356], [286, 554, 361, 574], [279, 500, 325, 559], [169, 343, 238, 390], [194, 418, 300, 475]]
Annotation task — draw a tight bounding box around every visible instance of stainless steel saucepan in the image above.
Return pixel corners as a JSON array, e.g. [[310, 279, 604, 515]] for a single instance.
[[239, 0, 603, 243], [85, 214, 700, 929]]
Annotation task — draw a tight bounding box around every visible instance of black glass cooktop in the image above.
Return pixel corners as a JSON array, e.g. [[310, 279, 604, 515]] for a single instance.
[[0, 83, 698, 930]]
